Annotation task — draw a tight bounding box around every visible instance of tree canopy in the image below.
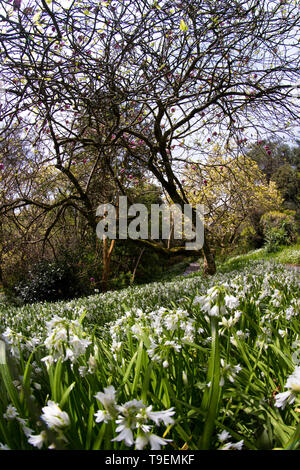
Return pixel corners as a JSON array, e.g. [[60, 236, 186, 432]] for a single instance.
[[0, 0, 299, 275], [183, 150, 283, 250]]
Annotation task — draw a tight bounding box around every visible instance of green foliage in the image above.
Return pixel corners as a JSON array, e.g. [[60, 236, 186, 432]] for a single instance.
[[276, 245, 300, 265], [238, 224, 261, 253], [14, 259, 83, 304], [264, 227, 288, 253], [247, 139, 300, 231], [217, 249, 266, 273], [261, 211, 297, 253]]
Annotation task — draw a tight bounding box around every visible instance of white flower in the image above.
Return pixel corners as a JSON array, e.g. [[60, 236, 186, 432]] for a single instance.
[[0, 443, 10, 450], [220, 439, 244, 450], [231, 440, 244, 450], [28, 431, 47, 449], [69, 335, 92, 358], [274, 391, 295, 409], [22, 424, 34, 438], [135, 434, 148, 450], [224, 295, 239, 309], [193, 295, 204, 305], [193, 295, 210, 311], [79, 366, 88, 377], [93, 385, 176, 450], [275, 366, 300, 409], [2, 327, 14, 344], [112, 426, 134, 447], [131, 324, 144, 337], [145, 406, 175, 426], [217, 430, 231, 442], [116, 399, 145, 423], [278, 329, 287, 338], [234, 310, 242, 321], [94, 409, 112, 423], [135, 433, 172, 450], [220, 317, 235, 329], [64, 347, 74, 362], [286, 366, 300, 392], [41, 401, 70, 431], [88, 355, 97, 374], [3, 404, 18, 420], [95, 385, 117, 409], [286, 307, 295, 320], [164, 340, 181, 352], [207, 286, 220, 302], [209, 304, 225, 317], [41, 355, 54, 369]]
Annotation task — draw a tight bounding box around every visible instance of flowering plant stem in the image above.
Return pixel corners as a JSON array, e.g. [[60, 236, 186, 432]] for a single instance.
[[199, 317, 221, 450]]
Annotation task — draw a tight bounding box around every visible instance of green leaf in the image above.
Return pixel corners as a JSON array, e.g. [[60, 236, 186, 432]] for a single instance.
[[52, 358, 63, 402], [199, 317, 221, 449], [0, 341, 21, 412], [86, 404, 95, 450], [131, 340, 145, 394], [59, 381, 76, 408], [121, 351, 138, 386], [180, 19, 188, 32], [92, 422, 107, 450]]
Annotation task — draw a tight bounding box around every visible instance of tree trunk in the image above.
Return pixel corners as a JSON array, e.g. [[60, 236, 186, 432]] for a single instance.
[[101, 235, 115, 291], [202, 236, 216, 275], [167, 210, 174, 250]]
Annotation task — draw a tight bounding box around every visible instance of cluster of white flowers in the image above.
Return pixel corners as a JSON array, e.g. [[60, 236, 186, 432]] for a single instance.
[[193, 286, 241, 320], [219, 311, 242, 331], [3, 404, 33, 438], [219, 359, 242, 386], [0, 259, 299, 451], [28, 401, 71, 449], [285, 303, 299, 321], [217, 430, 244, 450], [3, 404, 19, 420], [274, 366, 300, 409], [230, 329, 250, 347], [94, 385, 175, 450], [193, 286, 226, 317], [109, 306, 197, 366], [41, 315, 92, 367], [0, 260, 297, 355], [78, 346, 98, 377], [1, 327, 24, 358]]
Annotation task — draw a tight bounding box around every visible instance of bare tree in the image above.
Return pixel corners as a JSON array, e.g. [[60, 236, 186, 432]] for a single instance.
[[0, 0, 299, 274]]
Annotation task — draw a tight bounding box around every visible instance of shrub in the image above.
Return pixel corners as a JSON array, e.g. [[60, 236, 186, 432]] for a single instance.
[[261, 211, 297, 252], [264, 226, 287, 253], [14, 259, 81, 304]]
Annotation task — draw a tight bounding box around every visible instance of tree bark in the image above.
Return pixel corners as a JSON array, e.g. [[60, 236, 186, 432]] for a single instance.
[[101, 235, 115, 292], [202, 236, 216, 275]]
